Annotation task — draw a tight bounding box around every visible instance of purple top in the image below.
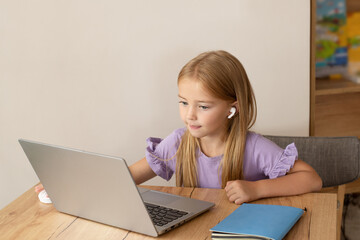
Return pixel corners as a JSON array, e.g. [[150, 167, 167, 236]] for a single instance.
[[145, 128, 298, 188]]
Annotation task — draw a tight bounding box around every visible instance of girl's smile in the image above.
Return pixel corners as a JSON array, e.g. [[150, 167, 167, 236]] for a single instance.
[[189, 124, 201, 130]]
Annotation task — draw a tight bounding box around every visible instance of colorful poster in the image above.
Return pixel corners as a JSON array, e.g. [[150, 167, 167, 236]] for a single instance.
[[316, 0, 348, 78], [347, 12, 360, 83]]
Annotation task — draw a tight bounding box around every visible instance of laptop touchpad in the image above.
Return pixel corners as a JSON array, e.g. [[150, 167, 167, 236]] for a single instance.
[[141, 191, 180, 205]]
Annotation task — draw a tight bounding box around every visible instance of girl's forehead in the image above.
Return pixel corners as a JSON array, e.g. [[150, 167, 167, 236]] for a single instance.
[[179, 77, 207, 92], [178, 77, 219, 101]]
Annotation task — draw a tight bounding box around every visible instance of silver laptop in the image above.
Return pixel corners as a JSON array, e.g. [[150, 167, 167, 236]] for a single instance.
[[19, 139, 214, 237]]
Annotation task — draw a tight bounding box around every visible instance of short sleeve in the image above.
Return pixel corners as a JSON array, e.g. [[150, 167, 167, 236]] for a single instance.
[[251, 135, 298, 179], [145, 128, 185, 181], [267, 143, 298, 179]]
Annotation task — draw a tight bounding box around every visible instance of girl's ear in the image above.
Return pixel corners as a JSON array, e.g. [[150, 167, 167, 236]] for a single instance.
[[228, 102, 238, 119], [231, 101, 239, 112], [228, 107, 236, 119]]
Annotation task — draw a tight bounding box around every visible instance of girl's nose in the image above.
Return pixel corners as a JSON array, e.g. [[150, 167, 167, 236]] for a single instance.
[[186, 106, 197, 120]]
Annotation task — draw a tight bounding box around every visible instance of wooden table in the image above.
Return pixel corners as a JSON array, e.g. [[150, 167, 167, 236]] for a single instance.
[[0, 185, 337, 240]]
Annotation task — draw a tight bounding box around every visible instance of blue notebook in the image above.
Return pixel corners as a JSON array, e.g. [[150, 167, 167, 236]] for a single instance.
[[210, 203, 304, 240]]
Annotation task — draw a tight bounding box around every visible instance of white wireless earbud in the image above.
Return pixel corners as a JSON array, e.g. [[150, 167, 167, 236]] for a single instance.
[[228, 107, 236, 119]]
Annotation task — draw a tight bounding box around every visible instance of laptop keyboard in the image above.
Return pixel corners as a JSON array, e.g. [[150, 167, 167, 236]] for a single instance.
[[145, 203, 189, 227]]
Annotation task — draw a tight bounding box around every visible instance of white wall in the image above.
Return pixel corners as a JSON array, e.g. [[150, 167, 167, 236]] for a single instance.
[[0, 0, 310, 209]]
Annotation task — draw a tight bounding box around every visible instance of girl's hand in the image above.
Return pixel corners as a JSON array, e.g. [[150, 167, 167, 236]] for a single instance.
[[34, 183, 52, 203], [34, 184, 44, 193], [224, 180, 259, 205]]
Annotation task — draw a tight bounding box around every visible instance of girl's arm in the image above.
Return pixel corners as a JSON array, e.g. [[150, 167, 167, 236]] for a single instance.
[[225, 160, 323, 205], [129, 157, 157, 185]]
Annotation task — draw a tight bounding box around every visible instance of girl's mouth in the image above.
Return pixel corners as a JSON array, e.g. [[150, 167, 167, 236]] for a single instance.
[[189, 125, 201, 130]]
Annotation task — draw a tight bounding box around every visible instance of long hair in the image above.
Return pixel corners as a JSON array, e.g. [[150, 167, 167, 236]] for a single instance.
[[176, 50, 257, 188]]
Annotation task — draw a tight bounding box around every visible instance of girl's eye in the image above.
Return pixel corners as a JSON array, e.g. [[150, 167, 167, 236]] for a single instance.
[[179, 101, 188, 106], [199, 105, 209, 110]]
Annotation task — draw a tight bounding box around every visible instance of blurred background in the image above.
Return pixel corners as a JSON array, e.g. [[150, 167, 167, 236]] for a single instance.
[[0, 0, 310, 209]]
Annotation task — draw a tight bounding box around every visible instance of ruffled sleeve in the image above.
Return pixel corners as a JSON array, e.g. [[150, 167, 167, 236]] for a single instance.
[[145, 128, 185, 181], [244, 133, 298, 181], [268, 143, 298, 179]]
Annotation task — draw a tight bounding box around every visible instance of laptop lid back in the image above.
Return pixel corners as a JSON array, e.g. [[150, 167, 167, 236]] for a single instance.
[[19, 139, 158, 237]]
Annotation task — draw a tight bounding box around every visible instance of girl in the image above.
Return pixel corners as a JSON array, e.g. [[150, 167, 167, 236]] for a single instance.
[[36, 50, 322, 205], [129, 50, 322, 204]]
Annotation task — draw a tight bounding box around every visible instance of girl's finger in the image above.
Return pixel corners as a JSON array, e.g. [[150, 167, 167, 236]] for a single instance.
[[34, 184, 44, 193]]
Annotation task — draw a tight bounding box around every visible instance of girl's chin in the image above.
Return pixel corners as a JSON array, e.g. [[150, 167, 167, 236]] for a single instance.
[[188, 128, 204, 138]]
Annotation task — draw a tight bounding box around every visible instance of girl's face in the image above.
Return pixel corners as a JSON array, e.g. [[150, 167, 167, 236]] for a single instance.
[[178, 77, 233, 141]]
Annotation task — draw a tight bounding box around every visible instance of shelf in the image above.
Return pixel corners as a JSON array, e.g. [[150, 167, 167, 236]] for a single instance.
[[315, 77, 360, 96], [348, 0, 360, 13], [310, 0, 360, 137], [314, 92, 360, 138]]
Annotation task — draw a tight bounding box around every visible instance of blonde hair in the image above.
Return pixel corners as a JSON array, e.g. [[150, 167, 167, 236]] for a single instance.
[[176, 50, 257, 188]]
